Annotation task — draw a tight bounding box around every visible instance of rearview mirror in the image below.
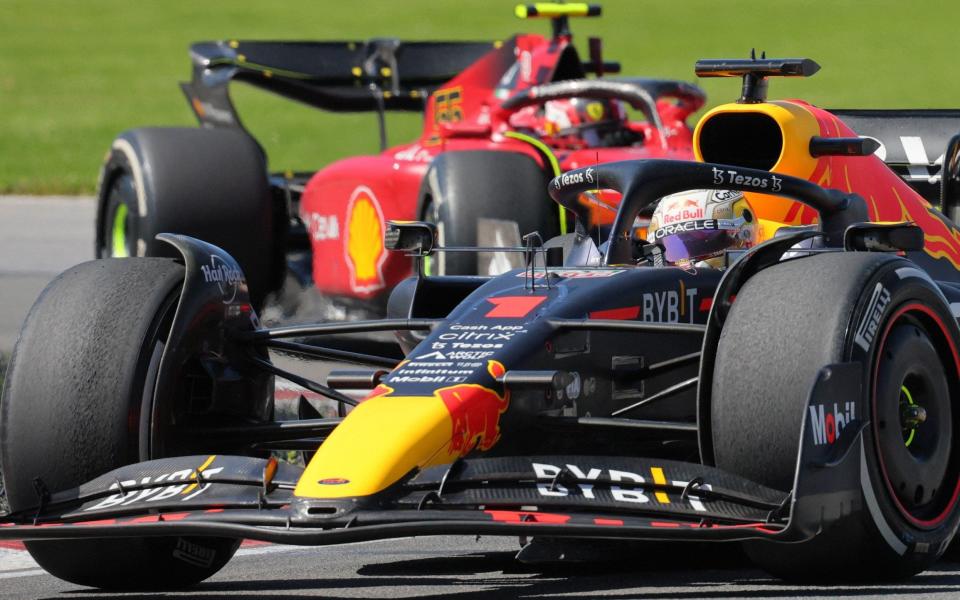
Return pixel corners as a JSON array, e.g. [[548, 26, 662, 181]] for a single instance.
[[384, 221, 437, 255]]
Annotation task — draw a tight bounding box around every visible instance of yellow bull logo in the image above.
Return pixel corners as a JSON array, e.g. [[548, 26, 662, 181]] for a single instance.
[[345, 186, 387, 295]]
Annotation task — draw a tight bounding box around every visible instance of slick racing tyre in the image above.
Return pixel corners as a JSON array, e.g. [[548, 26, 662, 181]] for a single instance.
[[418, 150, 558, 275], [0, 259, 239, 589], [95, 127, 283, 309], [711, 251, 960, 582]]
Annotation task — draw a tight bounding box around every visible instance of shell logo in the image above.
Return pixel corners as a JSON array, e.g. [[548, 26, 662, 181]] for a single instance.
[[344, 186, 387, 295]]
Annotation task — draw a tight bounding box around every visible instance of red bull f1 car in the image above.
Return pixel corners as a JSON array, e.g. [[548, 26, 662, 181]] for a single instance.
[[93, 3, 706, 315], [5, 56, 960, 589]]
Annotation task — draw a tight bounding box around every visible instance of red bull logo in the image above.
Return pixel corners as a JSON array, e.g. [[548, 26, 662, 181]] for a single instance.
[[361, 361, 510, 456], [814, 110, 960, 270], [438, 360, 509, 456], [661, 198, 704, 224], [769, 104, 960, 272]]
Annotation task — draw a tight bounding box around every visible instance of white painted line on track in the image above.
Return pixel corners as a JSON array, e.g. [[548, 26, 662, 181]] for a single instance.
[[236, 544, 304, 557], [0, 546, 42, 579], [0, 569, 46, 579], [233, 537, 419, 558]]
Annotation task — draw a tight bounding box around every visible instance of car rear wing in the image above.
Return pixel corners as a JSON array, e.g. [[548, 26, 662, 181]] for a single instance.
[[831, 109, 960, 204], [180, 38, 501, 130]]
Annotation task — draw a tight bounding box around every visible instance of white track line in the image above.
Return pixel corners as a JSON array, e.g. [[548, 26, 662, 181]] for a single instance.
[[0, 547, 43, 579]]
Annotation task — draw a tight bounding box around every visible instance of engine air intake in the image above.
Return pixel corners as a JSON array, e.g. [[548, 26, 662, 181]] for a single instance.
[[697, 112, 783, 171]]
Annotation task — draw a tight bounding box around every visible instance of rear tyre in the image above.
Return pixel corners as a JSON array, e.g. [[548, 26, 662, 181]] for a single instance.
[[0, 259, 239, 589], [711, 252, 960, 582], [95, 127, 283, 308], [419, 151, 557, 275]]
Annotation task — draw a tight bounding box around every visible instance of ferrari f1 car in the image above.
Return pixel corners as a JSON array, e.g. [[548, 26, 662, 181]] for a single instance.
[[93, 3, 706, 314], [5, 56, 960, 589]]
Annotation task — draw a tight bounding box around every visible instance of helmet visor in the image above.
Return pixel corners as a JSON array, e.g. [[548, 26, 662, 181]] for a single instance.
[[654, 218, 743, 264]]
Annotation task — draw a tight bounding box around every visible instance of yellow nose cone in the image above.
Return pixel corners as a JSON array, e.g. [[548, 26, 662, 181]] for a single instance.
[[294, 394, 453, 499], [295, 377, 509, 499]]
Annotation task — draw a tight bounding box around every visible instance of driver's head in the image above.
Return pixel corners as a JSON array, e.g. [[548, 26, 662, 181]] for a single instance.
[[647, 189, 756, 268], [539, 97, 629, 148]]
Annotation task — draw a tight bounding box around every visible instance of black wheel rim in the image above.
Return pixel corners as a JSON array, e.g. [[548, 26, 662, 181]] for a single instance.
[[873, 303, 960, 527], [104, 174, 137, 258]]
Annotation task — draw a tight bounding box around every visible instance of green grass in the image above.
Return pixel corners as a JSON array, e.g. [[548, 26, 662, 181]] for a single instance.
[[1, 0, 959, 194]]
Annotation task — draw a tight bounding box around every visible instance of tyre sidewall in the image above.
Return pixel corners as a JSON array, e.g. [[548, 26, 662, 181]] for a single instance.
[[848, 264, 960, 558], [0, 259, 240, 589]]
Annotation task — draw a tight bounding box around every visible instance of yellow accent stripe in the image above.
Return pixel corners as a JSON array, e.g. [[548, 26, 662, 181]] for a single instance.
[[902, 385, 917, 447], [867, 194, 880, 219], [651, 467, 670, 504], [181, 455, 217, 495], [209, 57, 317, 81], [516, 3, 593, 19], [503, 131, 567, 235]]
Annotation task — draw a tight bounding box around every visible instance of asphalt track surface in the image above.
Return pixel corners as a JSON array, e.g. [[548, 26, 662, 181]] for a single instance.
[[5, 197, 960, 598]]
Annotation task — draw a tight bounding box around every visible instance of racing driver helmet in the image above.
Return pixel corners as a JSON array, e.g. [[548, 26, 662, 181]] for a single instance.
[[647, 189, 756, 268], [540, 97, 630, 148]]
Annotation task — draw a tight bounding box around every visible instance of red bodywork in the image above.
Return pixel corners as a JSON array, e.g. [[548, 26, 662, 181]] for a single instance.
[[299, 32, 700, 301]]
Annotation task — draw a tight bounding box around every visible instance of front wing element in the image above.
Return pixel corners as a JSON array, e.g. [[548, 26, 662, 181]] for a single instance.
[[0, 362, 865, 546], [0, 450, 784, 542]]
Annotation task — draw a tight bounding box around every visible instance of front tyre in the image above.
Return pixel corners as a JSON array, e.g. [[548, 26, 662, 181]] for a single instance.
[[711, 252, 960, 582], [0, 259, 239, 589]]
